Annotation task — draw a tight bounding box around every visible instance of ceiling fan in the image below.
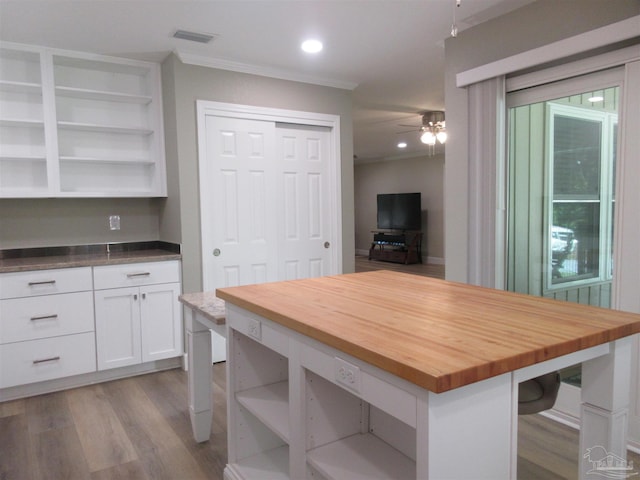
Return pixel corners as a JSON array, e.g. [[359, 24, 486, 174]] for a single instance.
[[398, 111, 447, 145]]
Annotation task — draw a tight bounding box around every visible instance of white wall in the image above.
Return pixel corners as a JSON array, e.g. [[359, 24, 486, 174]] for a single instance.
[[354, 154, 444, 263], [443, 0, 639, 282]]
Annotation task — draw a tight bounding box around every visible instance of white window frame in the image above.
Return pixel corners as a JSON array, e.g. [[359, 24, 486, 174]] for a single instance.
[[544, 102, 618, 292]]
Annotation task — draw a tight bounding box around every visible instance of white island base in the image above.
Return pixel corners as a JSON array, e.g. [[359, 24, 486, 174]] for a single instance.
[[182, 271, 640, 480], [184, 301, 633, 480]]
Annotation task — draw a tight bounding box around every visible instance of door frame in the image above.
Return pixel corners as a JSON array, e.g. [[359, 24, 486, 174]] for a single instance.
[[196, 100, 343, 291]]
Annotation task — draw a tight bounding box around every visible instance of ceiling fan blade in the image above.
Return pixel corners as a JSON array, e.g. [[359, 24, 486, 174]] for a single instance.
[[396, 129, 418, 134]]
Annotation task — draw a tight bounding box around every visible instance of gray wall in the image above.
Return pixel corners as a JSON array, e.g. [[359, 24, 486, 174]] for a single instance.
[[443, 0, 639, 282], [160, 54, 355, 293], [0, 197, 161, 249], [354, 154, 444, 262]]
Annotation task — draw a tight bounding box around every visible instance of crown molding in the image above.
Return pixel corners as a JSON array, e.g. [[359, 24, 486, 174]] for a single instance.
[[175, 50, 358, 91]]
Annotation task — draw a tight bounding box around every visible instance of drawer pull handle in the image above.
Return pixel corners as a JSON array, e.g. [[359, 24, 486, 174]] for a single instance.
[[33, 356, 61, 365], [30, 314, 59, 321], [28, 280, 56, 286], [127, 272, 151, 278]]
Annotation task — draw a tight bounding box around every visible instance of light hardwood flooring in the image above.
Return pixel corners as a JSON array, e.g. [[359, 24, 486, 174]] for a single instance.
[[2, 363, 639, 479], [355, 254, 445, 279], [1, 257, 637, 479], [0, 365, 227, 480]]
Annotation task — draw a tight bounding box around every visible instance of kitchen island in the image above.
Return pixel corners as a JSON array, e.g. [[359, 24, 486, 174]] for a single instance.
[[181, 271, 640, 479]]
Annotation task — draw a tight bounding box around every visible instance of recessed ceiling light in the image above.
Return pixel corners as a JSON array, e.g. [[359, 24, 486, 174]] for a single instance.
[[588, 95, 604, 102], [301, 39, 323, 54], [397, 142, 407, 148]]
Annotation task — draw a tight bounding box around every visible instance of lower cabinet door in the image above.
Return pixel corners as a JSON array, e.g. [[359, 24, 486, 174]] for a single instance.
[[94, 286, 142, 370], [140, 283, 183, 362]]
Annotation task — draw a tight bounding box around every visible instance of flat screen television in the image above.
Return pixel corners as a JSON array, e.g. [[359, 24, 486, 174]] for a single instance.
[[377, 193, 421, 231]]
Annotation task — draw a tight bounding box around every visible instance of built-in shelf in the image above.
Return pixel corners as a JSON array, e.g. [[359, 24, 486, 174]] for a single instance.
[[0, 155, 46, 162], [0, 118, 44, 128], [307, 432, 416, 480], [55, 86, 152, 104], [0, 41, 166, 198], [0, 80, 42, 94], [57, 121, 153, 136], [226, 310, 421, 480], [233, 446, 289, 480], [58, 155, 154, 165], [236, 381, 290, 443]]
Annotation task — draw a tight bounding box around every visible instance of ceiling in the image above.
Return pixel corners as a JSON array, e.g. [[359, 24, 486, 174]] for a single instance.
[[0, 0, 533, 163]]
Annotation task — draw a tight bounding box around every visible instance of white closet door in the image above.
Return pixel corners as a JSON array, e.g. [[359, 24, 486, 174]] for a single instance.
[[204, 115, 279, 289], [199, 107, 341, 363], [276, 124, 331, 280]]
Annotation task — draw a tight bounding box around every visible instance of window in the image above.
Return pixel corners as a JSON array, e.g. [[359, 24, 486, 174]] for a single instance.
[[546, 103, 617, 290], [507, 82, 619, 306]]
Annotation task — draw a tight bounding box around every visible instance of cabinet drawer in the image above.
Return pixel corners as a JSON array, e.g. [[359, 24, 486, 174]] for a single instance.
[[93, 261, 180, 290], [0, 267, 92, 299], [0, 332, 96, 388], [0, 291, 94, 344]]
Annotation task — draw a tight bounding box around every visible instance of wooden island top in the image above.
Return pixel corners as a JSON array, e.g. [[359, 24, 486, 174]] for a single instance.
[[216, 270, 640, 393]]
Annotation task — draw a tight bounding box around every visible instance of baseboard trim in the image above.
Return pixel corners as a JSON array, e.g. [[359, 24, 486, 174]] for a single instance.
[[426, 256, 445, 265], [355, 251, 445, 265], [540, 408, 580, 430], [0, 356, 182, 402]]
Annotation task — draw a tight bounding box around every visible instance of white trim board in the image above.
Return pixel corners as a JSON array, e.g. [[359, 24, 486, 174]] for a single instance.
[[456, 15, 640, 88], [176, 51, 358, 91]]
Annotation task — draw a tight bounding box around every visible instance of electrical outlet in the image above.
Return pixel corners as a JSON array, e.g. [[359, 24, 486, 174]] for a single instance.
[[334, 357, 361, 393], [109, 215, 120, 231], [247, 318, 261, 341]]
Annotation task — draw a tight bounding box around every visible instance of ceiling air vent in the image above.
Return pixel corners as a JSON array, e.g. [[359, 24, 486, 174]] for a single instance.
[[173, 30, 216, 44]]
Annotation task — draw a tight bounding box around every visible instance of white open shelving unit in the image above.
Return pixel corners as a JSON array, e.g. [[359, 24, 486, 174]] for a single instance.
[[226, 305, 418, 480], [0, 42, 166, 198]]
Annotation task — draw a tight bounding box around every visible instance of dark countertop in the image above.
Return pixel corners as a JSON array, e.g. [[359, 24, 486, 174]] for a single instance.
[[0, 242, 181, 273]]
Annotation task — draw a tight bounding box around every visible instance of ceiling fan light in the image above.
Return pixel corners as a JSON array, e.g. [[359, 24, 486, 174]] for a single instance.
[[436, 131, 447, 144], [420, 130, 436, 145]]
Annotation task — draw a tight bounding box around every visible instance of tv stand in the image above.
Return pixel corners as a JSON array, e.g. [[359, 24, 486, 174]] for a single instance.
[[369, 231, 422, 265]]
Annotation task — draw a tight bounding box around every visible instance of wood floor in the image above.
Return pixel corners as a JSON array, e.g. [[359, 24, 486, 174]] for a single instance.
[[355, 254, 445, 279], [2, 362, 639, 479], [2, 257, 638, 479], [0, 365, 228, 480]]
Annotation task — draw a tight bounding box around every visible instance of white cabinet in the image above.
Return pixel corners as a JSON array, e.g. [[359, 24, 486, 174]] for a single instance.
[[225, 306, 417, 480], [0, 42, 166, 197], [0, 267, 96, 388], [94, 261, 182, 371]]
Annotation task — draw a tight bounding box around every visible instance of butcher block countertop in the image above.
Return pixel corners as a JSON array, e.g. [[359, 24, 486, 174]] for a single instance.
[[216, 270, 640, 393]]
